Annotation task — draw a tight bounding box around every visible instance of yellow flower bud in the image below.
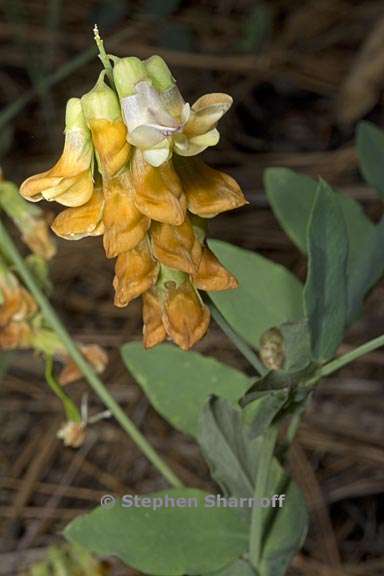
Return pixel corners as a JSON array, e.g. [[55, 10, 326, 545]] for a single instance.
[[82, 71, 130, 177], [113, 238, 159, 307], [151, 216, 202, 274], [102, 171, 150, 258]]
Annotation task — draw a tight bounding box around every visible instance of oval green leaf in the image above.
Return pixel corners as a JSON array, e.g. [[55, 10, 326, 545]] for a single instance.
[[65, 488, 249, 576], [121, 342, 252, 437], [208, 240, 304, 350]]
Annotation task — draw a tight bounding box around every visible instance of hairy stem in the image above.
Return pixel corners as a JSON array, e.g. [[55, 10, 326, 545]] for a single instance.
[[0, 220, 182, 488]]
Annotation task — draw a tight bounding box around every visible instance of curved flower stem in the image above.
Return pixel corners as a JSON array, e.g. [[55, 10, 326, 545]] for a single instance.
[[45, 354, 82, 423], [0, 220, 182, 488], [208, 301, 267, 376], [320, 334, 384, 377]]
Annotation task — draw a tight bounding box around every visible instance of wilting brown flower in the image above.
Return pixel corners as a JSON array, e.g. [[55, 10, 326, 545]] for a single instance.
[[57, 421, 86, 448], [143, 277, 210, 351], [0, 178, 56, 260], [0, 262, 37, 350], [20, 54, 247, 350], [58, 343, 109, 385], [113, 238, 159, 307]]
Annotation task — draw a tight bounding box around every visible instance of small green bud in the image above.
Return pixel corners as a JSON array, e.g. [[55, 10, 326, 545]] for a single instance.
[[113, 56, 148, 98], [81, 70, 121, 123], [65, 98, 88, 131], [145, 55, 175, 92]]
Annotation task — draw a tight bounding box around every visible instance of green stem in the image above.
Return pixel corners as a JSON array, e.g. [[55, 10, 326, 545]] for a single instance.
[[320, 333, 384, 377], [45, 354, 81, 423], [249, 426, 278, 566], [93, 25, 115, 87], [0, 220, 182, 488], [209, 301, 267, 376]]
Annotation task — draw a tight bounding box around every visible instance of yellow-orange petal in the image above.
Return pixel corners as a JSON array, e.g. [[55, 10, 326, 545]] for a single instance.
[[192, 246, 238, 291], [162, 281, 210, 350], [59, 343, 108, 385], [174, 156, 248, 218], [132, 150, 186, 225], [89, 119, 131, 177], [151, 216, 202, 274], [51, 188, 105, 240], [103, 172, 150, 258], [183, 93, 233, 137], [43, 169, 94, 207], [142, 289, 167, 348], [20, 129, 93, 203], [113, 240, 159, 307]]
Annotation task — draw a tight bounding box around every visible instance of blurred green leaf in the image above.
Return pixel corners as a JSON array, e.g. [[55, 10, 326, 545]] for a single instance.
[[208, 240, 303, 350], [304, 180, 348, 361], [65, 488, 249, 575], [239, 2, 272, 52], [121, 342, 251, 437], [264, 168, 373, 264], [257, 461, 308, 576], [357, 120, 384, 199]]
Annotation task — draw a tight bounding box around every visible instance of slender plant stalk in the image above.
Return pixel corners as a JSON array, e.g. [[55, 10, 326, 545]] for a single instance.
[[249, 425, 279, 566], [93, 25, 115, 87], [0, 219, 182, 488], [209, 301, 267, 376], [320, 334, 384, 377]]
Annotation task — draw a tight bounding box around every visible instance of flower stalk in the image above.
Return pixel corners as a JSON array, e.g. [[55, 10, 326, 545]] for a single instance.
[[0, 218, 182, 488]]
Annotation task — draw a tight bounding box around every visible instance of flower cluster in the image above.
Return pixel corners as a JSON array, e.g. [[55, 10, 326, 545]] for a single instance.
[[20, 56, 247, 349]]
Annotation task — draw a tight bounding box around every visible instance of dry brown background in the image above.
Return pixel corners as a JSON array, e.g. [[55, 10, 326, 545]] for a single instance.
[[1, 0, 384, 574]]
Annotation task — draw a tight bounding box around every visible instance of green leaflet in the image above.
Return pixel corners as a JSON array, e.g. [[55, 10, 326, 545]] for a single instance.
[[208, 240, 304, 350], [264, 167, 373, 266], [357, 120, 384, 199], [304, 180, 349, 362], [65, 488, 249, 576], [257, 460, 309, 576], [121, 342, 251, 437]]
